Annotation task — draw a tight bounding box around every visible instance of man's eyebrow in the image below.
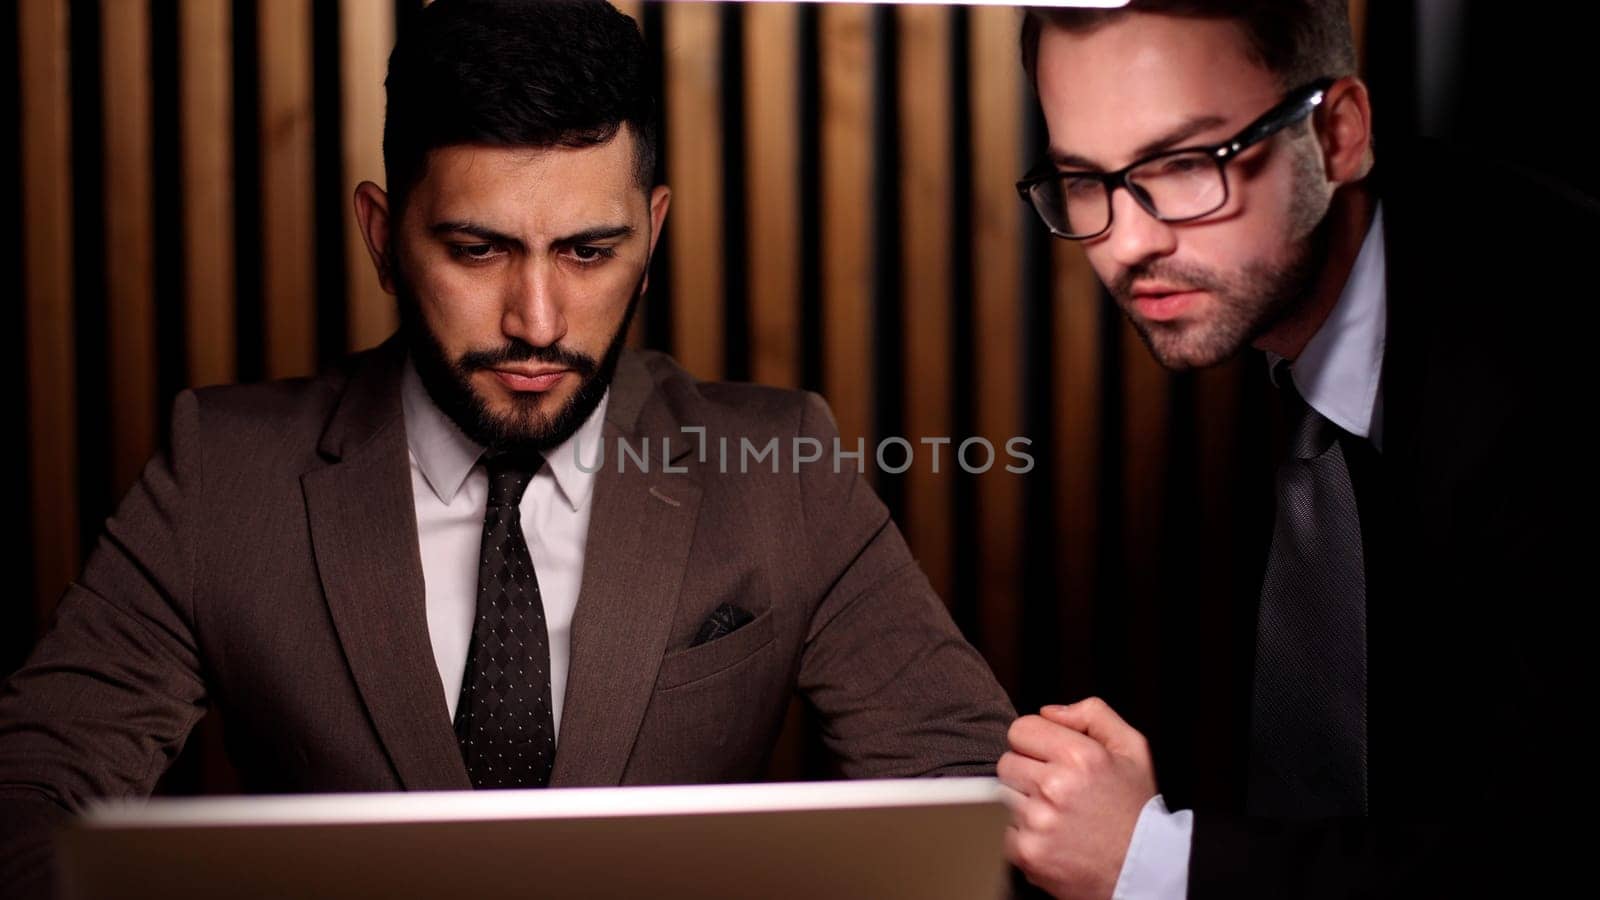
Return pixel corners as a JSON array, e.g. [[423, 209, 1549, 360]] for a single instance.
[[555, 224, 635, 245], [429, 221, 636, 251], [1050, 113, 1232, 171], [430, 221, 524, 252]]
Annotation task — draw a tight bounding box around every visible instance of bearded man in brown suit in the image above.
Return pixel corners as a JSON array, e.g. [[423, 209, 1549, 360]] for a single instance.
[[0, 3, 1013, 896]]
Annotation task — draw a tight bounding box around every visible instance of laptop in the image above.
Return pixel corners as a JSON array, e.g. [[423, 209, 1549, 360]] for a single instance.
[[58, 777, 1010, 899]]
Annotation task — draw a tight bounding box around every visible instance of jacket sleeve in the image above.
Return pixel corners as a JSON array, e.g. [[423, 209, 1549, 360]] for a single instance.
[[0, 390, 209, 899], [792, 392, 1015, 778]]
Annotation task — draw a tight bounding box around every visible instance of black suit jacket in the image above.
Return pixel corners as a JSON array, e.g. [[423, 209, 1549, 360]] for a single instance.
[[1186, 143, 1595, 897]]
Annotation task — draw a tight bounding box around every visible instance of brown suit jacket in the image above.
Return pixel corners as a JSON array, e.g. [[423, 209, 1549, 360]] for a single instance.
[[0, 340, 1013, 895]]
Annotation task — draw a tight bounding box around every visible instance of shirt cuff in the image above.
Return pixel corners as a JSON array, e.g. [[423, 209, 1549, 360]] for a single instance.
[[1112, 793, 1194, 900]]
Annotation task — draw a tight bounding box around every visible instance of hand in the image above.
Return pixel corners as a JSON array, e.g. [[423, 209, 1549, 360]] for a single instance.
[[999, 697, 1159, 900]]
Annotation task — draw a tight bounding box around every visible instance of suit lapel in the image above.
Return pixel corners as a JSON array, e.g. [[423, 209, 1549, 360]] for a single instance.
[[302, 341, 471, 791], [550, 353, 703, 786]]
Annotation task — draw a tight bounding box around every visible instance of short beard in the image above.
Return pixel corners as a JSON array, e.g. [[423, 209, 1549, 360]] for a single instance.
[[396, 270, 642, 455], [1109, 135, 1332, 371]]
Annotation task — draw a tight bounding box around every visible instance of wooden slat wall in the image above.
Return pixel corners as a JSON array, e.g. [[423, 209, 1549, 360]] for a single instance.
[[341, 0, 396, 352], [896, 5, 953, 601], [819, 3, 874, 454], [20, 0, 77, 622], [664, 2, 725, 381], [179, 0, 235, 388], [1051, 240, 1102, 695], [1117, 318, 1171, 708], [969, 4, 1025, 692], [101, 0, 157, 495], [10, 1, 1390, 783], [615, 0, 648, 351], [259, 0, 316, 378], [744, 1, 801, 389]]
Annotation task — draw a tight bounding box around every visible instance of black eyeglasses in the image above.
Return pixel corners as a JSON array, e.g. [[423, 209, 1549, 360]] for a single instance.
[[1016, 78, 1336, 240]]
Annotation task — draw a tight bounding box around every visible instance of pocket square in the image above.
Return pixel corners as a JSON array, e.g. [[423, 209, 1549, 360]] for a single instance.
[[691, 603, 756, 647]]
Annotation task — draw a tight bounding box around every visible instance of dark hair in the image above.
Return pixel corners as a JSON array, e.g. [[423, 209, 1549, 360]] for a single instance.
[[382, 0, 656, 209], [1020, 1, 1356, 91]]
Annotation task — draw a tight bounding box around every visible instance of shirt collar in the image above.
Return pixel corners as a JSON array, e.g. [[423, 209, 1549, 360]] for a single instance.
[[1269, 202, 1388, 450], [401, 357, 607, 511]]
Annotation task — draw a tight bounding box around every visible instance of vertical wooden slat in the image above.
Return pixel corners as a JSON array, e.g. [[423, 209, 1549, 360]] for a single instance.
[[1121, 324, 1170, 552], [101, 0, 157, 494], [1119, 317, 1170, 715], [620, 0, 646, 351], [259, 0, 316, 378], [1348, 0, 1368, 73], [970, 4, 1024, 690], [745, 1, 801, 389], [897, 4, 953, 601], [616, 0, 646, 351], [613, 0, 644, 28], [1052, 241, 1101, 695], [21, 0, 78, 617], [664, 1, 723, 381], [342, 0, 396, 352], [819, 3, 874, 450], [180, 0, 235, 387]]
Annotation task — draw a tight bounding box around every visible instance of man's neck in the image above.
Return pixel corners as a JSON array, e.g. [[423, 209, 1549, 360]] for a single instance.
[[1253, 183, 1377, 361]]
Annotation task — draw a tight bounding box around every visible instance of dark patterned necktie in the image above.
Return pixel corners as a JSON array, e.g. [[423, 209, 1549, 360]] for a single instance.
[[1248, 368, 1369, 818], [454, 451, 557, 789]]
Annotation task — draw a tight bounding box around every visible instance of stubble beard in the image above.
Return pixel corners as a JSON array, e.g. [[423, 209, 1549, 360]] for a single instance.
[[395, 263, 644, 455], [1110, 136, 1333, 371]]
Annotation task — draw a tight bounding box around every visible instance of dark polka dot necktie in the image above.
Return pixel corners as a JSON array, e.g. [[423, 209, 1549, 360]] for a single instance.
[[453, 451, 557, 789]]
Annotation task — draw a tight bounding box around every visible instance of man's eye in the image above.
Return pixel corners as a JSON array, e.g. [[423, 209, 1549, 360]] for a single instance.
[[1063, 177, 1101, 199], [452, 243, 497, 260], [569, 245, 616, 264]]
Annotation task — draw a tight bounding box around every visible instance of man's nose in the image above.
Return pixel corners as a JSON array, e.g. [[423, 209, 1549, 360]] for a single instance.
[[503, 263, 567, 348], [1103, 185, 1177, 270]]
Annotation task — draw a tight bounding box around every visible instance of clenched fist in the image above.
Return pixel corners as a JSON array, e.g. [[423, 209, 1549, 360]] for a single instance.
[[999, 698, 1158, 900]]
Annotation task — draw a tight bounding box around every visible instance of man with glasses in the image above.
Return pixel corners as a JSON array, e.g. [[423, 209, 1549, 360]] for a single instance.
[[1000, 2, 1589, 898]]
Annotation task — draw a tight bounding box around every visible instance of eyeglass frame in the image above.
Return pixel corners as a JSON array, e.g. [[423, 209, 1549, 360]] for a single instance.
[[1015, 77, 1338, 240]]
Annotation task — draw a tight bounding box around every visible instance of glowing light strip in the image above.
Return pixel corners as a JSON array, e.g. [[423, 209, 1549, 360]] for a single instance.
[[80, 777, 1005, 828]]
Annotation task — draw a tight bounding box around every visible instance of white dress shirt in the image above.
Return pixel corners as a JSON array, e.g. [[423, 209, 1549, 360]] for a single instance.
[[1279, 203, 1388, 450], [401, 359, 608, 740], [1113, 204, 1387, 900]]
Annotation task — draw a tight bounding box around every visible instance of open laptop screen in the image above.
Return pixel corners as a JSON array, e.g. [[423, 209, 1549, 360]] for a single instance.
[[61, 777, 1009, 899]]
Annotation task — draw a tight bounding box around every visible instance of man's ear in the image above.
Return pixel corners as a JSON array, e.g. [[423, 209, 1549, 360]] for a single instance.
[[354, 181, 397, 294], [1317, 77, 1375, 185], [640, 184, 672, 295]]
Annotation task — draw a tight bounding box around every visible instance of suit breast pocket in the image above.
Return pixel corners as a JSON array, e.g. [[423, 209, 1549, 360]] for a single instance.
[[655, 608, 777, 691]]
